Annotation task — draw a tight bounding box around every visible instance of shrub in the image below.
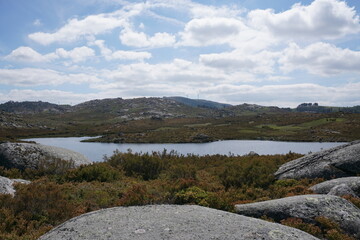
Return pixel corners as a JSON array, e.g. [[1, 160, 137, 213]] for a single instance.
[[219, 157, 276, 189], [280, 218, 322, 237], [166, 164, 197, 180], [174, 186, 233, 211], [107, 151, 167, 180], [118, 184, 152, 206], [65, 163, 121, 182]]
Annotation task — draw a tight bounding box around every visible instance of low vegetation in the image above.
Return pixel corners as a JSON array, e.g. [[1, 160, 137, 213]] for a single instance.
[[0, 151, 358, 240]]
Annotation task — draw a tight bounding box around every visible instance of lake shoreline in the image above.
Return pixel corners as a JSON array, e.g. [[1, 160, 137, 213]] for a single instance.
[[23, 137, 347, 162]]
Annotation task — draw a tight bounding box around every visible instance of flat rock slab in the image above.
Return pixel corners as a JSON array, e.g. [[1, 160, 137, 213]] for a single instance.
[[235, 194, 360, 239], [0, 142, 91, 169], [0, 175, 30, 195], [310, 177, 360, 197], [275, 141, 360, 180], [38, 205, 319, 240]]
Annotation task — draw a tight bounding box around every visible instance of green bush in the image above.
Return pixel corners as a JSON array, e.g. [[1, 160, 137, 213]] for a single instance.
[[106, 151, 167, 180], [65, 163, 121, 182]]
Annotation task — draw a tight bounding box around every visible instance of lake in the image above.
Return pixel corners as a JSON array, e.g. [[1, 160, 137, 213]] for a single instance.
[[23, 137, 346, 162]]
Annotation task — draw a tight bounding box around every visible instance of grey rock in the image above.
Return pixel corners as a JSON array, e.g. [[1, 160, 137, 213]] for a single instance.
[[0, 142, 91, 170], [327, 184, 357, 197], [38, 205, 319, 240], [275, 141, 360, 179], [310, 177, 360, 197], [235, 194, 360, 239], [0, 175, 30, 195]]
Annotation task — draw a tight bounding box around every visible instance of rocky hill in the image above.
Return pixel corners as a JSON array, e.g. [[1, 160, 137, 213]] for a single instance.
[[166, 96, 232, 109], [0, 101, 71, 114]]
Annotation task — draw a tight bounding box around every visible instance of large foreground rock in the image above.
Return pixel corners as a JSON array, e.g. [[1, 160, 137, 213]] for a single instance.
[[0, 142, 91, 169], [310, 177, 360, 197], [0, 175, 30, 195], [235, 194, 360, 239], [38, 205, 319, 240], [275, 141, 360, 179]]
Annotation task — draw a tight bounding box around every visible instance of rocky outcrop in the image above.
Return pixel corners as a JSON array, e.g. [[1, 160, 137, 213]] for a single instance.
[[275, 141, 360, 179], [0, 142, 91, 170], [0, 176, 30, 195], [235, 194, 360, 239], [38, 205, 319, 240], [190, 133, 213, 143], [310, 177, 360, 197]]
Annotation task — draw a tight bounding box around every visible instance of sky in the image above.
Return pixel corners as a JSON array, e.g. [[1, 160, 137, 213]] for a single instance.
[[0, 0, 359, 107]]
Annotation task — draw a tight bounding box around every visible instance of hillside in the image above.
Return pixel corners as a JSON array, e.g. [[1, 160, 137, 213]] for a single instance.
[[1, 97, 360, 143], [0, 101, 71, 114], [166, 96, 232, 109]]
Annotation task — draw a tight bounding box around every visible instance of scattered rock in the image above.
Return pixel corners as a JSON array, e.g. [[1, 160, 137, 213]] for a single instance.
[[0, 175, 30, 196], [235, 194, 360, 239], [247, 151, 259, 156], [0, 142, 91, 170], [310, 177, 360, 197], [275, 141, 360, 179], [38, 205, 319, 240]]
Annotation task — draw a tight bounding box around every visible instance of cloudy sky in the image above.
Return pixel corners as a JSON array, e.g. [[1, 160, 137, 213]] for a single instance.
[[0, 0, 359, 107]]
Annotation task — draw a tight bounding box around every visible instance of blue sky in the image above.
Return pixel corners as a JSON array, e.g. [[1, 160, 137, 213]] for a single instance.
[[0, 0, 359, 107]]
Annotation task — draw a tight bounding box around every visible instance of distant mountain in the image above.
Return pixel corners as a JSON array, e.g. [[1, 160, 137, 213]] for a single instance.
[[0, 101, 71, 114], [166, 96, 232, 109]]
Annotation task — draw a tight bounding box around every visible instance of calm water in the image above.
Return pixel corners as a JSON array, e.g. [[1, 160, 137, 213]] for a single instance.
[[23, 137, 346, 162]]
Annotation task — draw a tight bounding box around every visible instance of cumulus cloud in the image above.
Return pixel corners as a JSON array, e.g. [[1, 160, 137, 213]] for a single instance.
[[97, 58, 256, 90], [92, 40, 152, 60], [200, 50, 278, 74], [0, 68, 102, 86], [28, 10, 131, 45], [4, 47, 58, 63], [248, 0, 360, 41], [119, 29, 176, 48], [55, 46, 95, 63], [189, 3, 243, 18], [179, 17, 245, 46], [4, 46, 95, 63], [279, 42, 360, 76]]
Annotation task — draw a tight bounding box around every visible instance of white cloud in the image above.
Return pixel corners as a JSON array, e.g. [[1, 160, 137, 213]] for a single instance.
[[119, 29, 176, 48], [97, 58, 255, 88], [0, 68, 102, 86], [92, 40, 151, 60], [179, 17, 245, 46], [112, 50, 151, 60], [4, 46, 95, 63], [4, 47, 58, 63], [55, 46, 95, 63], [248, 0, 360, 41], [190, 3, 243, 18], [279, 42, 360, 76], [28, 10, 132, 45], [200, 50, 278, 74]]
